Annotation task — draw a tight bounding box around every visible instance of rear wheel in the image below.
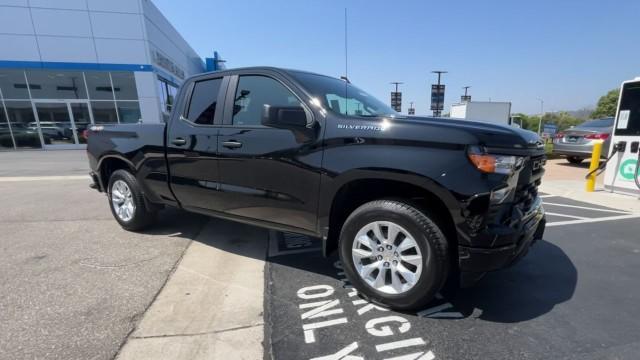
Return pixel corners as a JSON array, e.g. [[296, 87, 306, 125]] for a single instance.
[[567, 156, 584, 164], [108, 169, 156, 231], [339, 200, 449, 310]]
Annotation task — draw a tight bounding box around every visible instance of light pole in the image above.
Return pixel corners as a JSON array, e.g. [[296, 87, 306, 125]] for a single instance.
[[536, 98, 544, 135], [462, 86, 471, 102], [431, 70, 447, 117], [390, 82, 403, 112], [390, 82, 403, 93]]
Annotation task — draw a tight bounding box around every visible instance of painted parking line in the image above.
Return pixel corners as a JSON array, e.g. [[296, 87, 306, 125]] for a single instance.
[[265, 194, 640, 359], [544, 212, 589, 220], [546, 214, 640, 227], [542, 202, 630, 214], [0, 175, 89, 182], [542, 196, 638, 226]]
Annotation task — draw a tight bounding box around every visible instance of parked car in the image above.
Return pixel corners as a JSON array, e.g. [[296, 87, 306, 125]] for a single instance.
[[28, 121, 66, 139], [86, 67, 546, 310], [552, 117, 614, 163]]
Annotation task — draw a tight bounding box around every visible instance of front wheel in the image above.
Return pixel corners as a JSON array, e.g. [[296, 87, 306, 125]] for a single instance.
[[108, 169, 156, 231], [339, 200, 450, 310]]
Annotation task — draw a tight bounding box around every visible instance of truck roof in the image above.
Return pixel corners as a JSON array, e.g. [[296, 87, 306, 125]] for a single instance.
[[191, 66, 337, 81]]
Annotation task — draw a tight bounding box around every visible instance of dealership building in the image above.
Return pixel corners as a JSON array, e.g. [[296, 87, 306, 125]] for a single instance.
[[0, 0, 222, 150]]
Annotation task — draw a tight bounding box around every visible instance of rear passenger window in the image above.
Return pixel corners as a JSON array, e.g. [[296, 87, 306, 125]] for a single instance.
[[186, 78, 223, 125], [232, 75, 302, 126]]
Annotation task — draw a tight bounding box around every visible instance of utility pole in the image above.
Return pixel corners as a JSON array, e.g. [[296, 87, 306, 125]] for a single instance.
[[536, 98, 544, 135], [408, 101, 415, 115], [431, 70, 447, 117], [461, 86, 471, 102], [390, 82, 403, 112], [390, 82, 402, 94]]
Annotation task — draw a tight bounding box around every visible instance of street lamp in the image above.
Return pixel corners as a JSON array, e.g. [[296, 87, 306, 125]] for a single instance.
[[390, 82, 403, 112], [536, 98, 544, 135], [431, 70, 447, 117]]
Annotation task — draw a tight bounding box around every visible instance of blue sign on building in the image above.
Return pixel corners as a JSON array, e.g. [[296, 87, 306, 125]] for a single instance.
[[543, 124, 558, 135]]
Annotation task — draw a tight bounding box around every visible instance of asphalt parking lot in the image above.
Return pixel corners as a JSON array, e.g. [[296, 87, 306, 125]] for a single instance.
[[0, 151, 208, 360], [265, 195, 640, 360]]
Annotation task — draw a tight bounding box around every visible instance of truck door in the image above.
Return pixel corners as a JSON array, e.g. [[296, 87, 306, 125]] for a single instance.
[[216, 73, 322, 234], [166, 75, 227, 211]]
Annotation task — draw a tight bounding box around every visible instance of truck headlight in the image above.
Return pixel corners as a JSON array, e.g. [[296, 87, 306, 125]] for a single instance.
[[467, 146, 522, 175]]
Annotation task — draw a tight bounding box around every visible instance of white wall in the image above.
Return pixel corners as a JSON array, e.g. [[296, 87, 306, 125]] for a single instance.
[[140, 0, 204, 80], [450, 102, 512, 126], [0, 0, 206, 125], [450, 104, 467, 119], [0, 0, 149, 64]]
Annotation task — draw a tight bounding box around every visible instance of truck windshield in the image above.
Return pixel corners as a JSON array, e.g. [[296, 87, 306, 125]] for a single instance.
[[290, 71, 396, 118]]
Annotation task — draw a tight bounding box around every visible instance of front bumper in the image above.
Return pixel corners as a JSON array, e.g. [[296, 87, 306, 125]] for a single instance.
[[458, 197, 546, 285]]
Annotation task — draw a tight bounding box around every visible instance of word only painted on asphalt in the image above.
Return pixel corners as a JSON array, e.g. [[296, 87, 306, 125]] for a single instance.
[[294, 261, 436, 360]]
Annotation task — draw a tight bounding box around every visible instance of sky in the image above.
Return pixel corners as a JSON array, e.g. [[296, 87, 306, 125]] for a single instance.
[[153, 0, 640, 115]]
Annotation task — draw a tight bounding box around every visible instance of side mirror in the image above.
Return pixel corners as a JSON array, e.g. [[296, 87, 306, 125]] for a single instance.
[[261, 105, 309, 129]]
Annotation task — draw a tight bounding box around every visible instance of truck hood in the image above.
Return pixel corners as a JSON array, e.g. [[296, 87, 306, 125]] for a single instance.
[[391, 115, 544, 153]]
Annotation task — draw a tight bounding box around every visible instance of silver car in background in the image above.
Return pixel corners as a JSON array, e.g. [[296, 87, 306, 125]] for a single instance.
[[552, 117, 614, 164]]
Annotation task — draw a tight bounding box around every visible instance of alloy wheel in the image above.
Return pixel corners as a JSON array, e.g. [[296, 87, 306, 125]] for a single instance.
[[351, 221, 423, 294], [111, 180, 135, 222]]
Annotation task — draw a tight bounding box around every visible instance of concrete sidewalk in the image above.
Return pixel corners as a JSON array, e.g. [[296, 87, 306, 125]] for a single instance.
[[541, 158, 640, 213], [541, 180, 640, 213], [0, 149, 89, 176], [116, 218, 267, 360]]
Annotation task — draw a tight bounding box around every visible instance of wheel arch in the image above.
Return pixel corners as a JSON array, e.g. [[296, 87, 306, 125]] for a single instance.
[[97, 155, 136, 191], [320, 170, 461, 265]]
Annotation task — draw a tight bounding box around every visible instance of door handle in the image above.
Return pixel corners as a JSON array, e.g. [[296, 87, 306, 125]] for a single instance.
[[222, 140, 243, 149], [171, 137, 187, 146]]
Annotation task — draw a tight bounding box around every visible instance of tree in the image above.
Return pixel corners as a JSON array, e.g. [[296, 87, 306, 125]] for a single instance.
[[512, 112, 582, 132], [591, 89, 620, 118]]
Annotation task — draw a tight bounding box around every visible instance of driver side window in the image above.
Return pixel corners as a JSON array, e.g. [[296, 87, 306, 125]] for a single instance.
[[232, 75, 303, 126], [325, 94, 369, 116]]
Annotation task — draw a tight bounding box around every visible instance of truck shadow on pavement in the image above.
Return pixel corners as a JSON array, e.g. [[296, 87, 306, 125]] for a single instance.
[[137, 208, 210, 238], [556, 161, 590, 169], [448, 239, 577, 323], [263, 237, 577, 324], [146, 214, 577, 325]]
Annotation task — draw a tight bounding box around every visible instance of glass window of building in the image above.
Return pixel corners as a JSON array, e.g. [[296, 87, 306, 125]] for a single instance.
[[26, 70, 87, 100], [91, 101, 118, 124], [157, 76, 179, 113], [117, 102, 141, 123], [85, 71, 115, 100], [111, 72, 138, 100], [158, 79, 168, 114], [0, 69, 30, 99], [167, 83, 178, 110], [0, 104, 14, 150], [71, 103, 92, 140], [3, 101, 41, 148], [34, 102, 75, 145]]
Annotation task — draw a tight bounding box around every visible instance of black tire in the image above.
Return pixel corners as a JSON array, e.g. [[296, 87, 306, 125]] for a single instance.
[[107, 169, 156, 231], [339, 199, 449, 310], [567, 156, 584, 164]]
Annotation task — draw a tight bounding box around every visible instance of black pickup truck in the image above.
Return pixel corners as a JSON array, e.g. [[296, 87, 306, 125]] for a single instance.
[[87, 67, 546, 310]]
